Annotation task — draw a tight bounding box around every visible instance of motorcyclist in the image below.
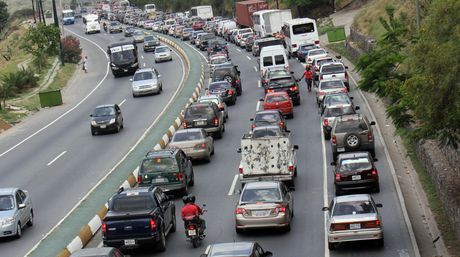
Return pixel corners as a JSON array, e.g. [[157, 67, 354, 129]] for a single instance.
[[181, 195, 206, 236]]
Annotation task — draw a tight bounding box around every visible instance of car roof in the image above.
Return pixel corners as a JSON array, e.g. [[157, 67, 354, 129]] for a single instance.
[[255, 110, 280, 115], [135, 68, 155, 73], [175, 128, 203, 133], [145, 149, 178, 158], [335, 194, 371, 203], [265, 91, 289, 97], [338, 151, 370, 160], [252, 125, 281, 131], [208, 242, 254, 255], [0, 188, 17, 195], [213, 63, 234, 70], [95, 104, 115, 109], [69, 247, 114, 257], [244, 181, 280, 189]]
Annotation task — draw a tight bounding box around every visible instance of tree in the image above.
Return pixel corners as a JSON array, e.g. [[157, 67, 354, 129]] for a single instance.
[[0, 0, 9, 30], [62, 35, 82, 63], [20, 23, 60, 71]]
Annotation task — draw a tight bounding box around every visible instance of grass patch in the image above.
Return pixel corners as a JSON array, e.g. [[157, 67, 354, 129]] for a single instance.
[[48, 63, 77, 91], [0, 109, 27, 124], [327, 42, 358, 64], [398, 129, 460, 256]]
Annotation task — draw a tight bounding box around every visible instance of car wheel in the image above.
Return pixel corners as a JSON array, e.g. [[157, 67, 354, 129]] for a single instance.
[[288, 113, 294, 119], [328, 242, 337, 250], [27, 210, 34, 226], [376, 238, 384, 248], [370, 149, 376, 157], [156, 226, 167, 252], [120, 121, 123, 129], [211, 145, 215, 155], [91, 129, 96, 136], [188, 171, 195, 187], [335, 185, 343, 196], [373, 183, 381, 193], [205, 153, 211, 163], [237, 87, 242, 96], [170, 210, 176, 233], [16, 223, 22, 239], [332, 151, 338, 161], [116, 123, 121, 133], [284, 222, 291, 232], [222, 124, 225, 132], [344, 133, 361, 149]]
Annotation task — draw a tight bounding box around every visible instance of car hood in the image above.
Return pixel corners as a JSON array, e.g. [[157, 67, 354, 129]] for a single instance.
[[132, 79, 159, 87], [0, 210, 16, 219]]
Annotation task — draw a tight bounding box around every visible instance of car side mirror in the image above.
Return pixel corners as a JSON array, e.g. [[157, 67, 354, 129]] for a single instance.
[[322, 206, 329, 211], [237, 148, 241, 153], [373, 158, 379, 162], [375, 203, 383, 208], [350, 96, 354, 100], [355, 106, 360, 110], [250, 118, 254, 121], [330, 161, 336, 166], [370, 121, 376, 126], [285, 129, 291, 133], [259, 98, 264, 102], [336, 55, 341, 59], [228, 58, 231, 61], [129, 78, 133, 82], [18, 203, 26, 209], [158, 75, 161, 78], [345, 66, 349, 69], [293, 145, 299, 150]]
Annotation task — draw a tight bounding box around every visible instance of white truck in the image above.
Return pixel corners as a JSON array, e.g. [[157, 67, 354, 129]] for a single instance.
[[253, 9, 292, 38], [237, 133, 298, 185], [190, 5, 213, 20]]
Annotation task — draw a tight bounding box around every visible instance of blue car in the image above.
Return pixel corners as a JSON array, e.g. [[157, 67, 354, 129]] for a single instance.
[[297, 43, 317, 62]]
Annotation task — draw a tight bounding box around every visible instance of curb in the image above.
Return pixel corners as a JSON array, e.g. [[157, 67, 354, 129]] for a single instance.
[[55, 36, 205, 257]]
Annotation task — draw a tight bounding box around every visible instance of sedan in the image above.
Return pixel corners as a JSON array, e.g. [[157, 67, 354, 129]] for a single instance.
[[297, 43, 317, 62], [154, 46, 173, 63], [306, 48, 328, 64], [198, 95, 228, 122], [133, 30, 145, 43], [209, 54, 230, 73], [168, 128, 214, 162], [262, 91, 294, 118], [206, 81, 237, 106], [235, 181, 294, 233], [131, 68, 162, 97], [90, 104, 123, 135], [124, 26, 135, 37], [0, 188, 33, 238], [323, 194, 384, 250], [201, 242, 273, 257], [316, 79, 348, 106], [143, 35, 160, 52], [251, 110, 287, 131]]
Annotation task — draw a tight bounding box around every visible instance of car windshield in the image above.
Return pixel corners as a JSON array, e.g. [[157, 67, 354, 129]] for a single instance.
[[333, 200, 376, 216], [241, 188, 281, 203], [172, 131, 203, 142], [252, 128, 281, 138], [0, 195, 14, 211], [266, 94, 289, 103], [300, 44, 315, 51], [144, 36, 155, 41], [112, 195, 156, 212], [141, 157, 178, 172], [309, 49, 326, 56], [155, 47, 169, 53], [322, 64, 345, 73], [320, 80, 344, 90], [210, 57, 227, 64], [209, 83, 229, 91], [111, 49, 135, 64], [325, 106, 355, 117], [133, 71, 155, 81], [93, 107, 115, 117], [255, 113, 280, 123], [339, 157, 372, 172], [186, 105, 214, 117], [239, 29, 252, 34]]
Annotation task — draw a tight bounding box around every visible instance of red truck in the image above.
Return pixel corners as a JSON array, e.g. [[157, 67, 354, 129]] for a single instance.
[[235, 0, 269, 28]]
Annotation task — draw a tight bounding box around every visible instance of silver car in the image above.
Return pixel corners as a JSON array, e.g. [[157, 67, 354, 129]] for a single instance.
[[315, 79, 348, 105], [154, 46, 173, 63], [131, 68, 162, 97], [198, 95, 228, 122], [0, 188, 33, 238], [168, 128, 214, 162], [133, 30, 145, 43], [323, 194, 384, 250], [235, 181, 294, 233], [306, 48, 328, 64]]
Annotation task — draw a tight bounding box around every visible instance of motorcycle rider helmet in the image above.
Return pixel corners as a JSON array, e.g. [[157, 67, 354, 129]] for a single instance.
[[182, 195, 190, 204], [188, 194, 196, 204]]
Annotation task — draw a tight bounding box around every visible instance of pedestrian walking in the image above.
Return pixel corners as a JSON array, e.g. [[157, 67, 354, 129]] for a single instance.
[[300, 64, 313, 92], [82, 56, 88, 73]]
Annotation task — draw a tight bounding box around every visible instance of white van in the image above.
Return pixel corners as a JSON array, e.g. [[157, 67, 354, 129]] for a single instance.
[[221, 21, 237, 36], [216, 19, 230, 35], [259, 45, 289, 77]]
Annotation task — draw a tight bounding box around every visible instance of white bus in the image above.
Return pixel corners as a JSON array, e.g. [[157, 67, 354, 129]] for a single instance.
[[282, 18, 319, 56], [190, 5, 213, 20], [144, 4, 156, 13]]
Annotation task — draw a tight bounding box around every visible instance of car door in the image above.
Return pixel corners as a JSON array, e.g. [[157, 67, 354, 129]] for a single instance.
[[281, 184, 293, 215], [114, 104, 122, 125], [154, 190, 171, 229], [18, 190, 31, 219], [358, 118, 370, 144], [15, 191, 26, 226], [155, 69, 162, 86], [181, 151, 192, 183]]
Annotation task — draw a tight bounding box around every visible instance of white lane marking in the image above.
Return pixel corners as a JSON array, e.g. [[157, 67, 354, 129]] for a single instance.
[[246, 56, 251, 60], [0, 29, 110, 159], [25, 40, 188, 257], [257, 80, 261, 88], [119, 99, 126, 106], [97, 242, 103, 248], [320, 123, 330, 257], [227, 174, 239, 196], [141, 55, 144, 59], [47, 151, 67, 166], [256, 100, 261, 112], [253, 66, 257, 72], [236, 48, 242, 52]]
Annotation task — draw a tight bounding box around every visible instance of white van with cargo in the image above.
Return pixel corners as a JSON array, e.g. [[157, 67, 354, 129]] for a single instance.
[[259, 45, 289, 77]]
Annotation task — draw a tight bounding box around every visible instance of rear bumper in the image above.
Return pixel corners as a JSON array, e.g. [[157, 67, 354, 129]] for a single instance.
[[91, 123, 118, 132], [183, 148, 210, 160], [335, 179, 379, 191], [103, 234, 159, 248], [239, 174, 294, 183], [328, 228, 383, 243], [236, 213, 289, 229]]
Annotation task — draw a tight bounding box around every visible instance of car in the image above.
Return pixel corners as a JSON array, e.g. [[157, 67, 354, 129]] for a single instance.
[[190, 30, 204, 45], [90, 104, 123, 135], [319, 62, 350, 91], [210, 63, 242, 96], [183, 102, 225, 138], [198, 95, 229, 122], [168, 128, 214, 162], [311, 56, 334, 82], [262, 91, 294, 119], [181, 28, 194, 40], [321, 103, 359, 139], [137, 149, 194, 196], [69, 247, 126, 257], [305, 48, 328, 64], [235, 28, 253, 46], [152, 21, 164, 32], [209, 54, 230, 73], [144, 20, 155, 30], [235, 181, 294, 233], [331, 152, 380, 195], [201, 242, 273, 257], [198, 33, 216, 51], [323, 194, 384, 250], [331, 114, 376, 160], [174, 25, 185, 38], [320, 92, 354, 113], [124, 26, 135, 37], [250, 110, 287, 131], [251, 125, 286, 138], [263, 68, 301, 106], [206, 81, 237, 106], [0, 188, 33, 238], [108, 21, 122, 33], [239, 32, 254, 48], [207, 40, 228, 57], [245, 36, 255, 52], [143, 35, 160, 52], [316, 79, 348, 106], [154, 45, 173, 63], [297, 43, 317, 62], [131, 68, 162, 97], [132, 30, 145, 43]]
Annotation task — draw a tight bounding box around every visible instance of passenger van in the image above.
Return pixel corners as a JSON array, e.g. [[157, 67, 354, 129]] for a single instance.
[[282, 18, 319, 56], [259, 45, 289, 77], [221, 21, 237, 36]]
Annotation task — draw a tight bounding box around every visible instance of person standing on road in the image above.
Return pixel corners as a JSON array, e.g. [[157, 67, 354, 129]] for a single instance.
[[82, 56, 88, 73], [301, 64, 313, 92]]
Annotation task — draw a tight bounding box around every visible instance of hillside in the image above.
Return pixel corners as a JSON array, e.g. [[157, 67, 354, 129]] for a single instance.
[[4, 0, 71, 13]]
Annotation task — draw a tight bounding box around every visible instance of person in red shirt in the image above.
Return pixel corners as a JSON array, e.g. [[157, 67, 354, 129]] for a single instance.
[[181, 195, 206, 234], [301, 64, 313, 92]]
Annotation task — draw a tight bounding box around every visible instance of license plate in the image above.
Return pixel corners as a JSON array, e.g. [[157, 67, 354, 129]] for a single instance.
[[153, 178, 167, 183], [188, 229, 196, 236], [195, 121, 206, 126], [337, 147, 345, 152], [253, 210, 270, 217], [124, 239, 135, 245], [352, 175, 361, 181], [100, 125, 106, 129], [123, 69, 128, 72], [349, 223, 361, 230]]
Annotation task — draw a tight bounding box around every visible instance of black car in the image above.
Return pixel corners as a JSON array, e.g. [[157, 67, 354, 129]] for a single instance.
[[138, 149, 194, 196], [211, 63, 242, 96], [264, 69, 301, 106], [124, 26, 135, 37], [206, 40, 228, 57], [331, 152, 380, 195], [250, 110, 287, 131], [143, 35, 160, 52], [206, 81, 237, 105], [90, 104, 123, 135], [183, 102, 225, 138]]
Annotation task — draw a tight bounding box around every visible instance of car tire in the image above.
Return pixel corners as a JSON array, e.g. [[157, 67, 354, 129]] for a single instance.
[[189, 171, 195, 187], [284, 222, 291, 232], [27, 210, 34, 227], [205, 153, 211, 163], [376, 238, 384, 248], [116, 124, 121, 133], [170, 210, 176, 233], [156, 226, 167, 252], [370, 149, 376, 157], [335, 185, 343, 196], [211, 146, 215, 155], [15, 223, 22, 239], [288, 113, 294, 119], [91, 129, 96, 136], [373, 183, 380, 193], [328, 242, 336, 250], [332, 151, 338, 161], [344, 133, 361, 149], [222, 124, 225, 132]]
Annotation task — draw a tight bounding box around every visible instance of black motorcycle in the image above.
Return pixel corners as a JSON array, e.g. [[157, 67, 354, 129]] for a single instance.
[[184, 206, 206, 248]]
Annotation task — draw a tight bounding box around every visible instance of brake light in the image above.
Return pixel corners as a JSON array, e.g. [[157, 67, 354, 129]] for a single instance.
[[251, 124, 256, 129], [239, 167, 243, 174], [290, 85, 299, 91], [323, 118, 329, 127], [101, 223, 107, 235], [235, 207, 247, 214], [368, 132, 373, 141], [194, 143, 206, 149], [214, 117, 219, 126], [320, 75, 323, 80], [292, 44, 297, 48], [319, 91, 325, 96], [137, 175, 142, 184], [279, 121, 285, 128], [335, 173, 341, 181], [332, 135, 337, 145], [187, 224, 195, 230], [235, 79, 239, 84], [228, 89, 233, 95], [314, 40, 320, 44], [331, 223, 347, 231], [177, 172, 184, 181], [149, 219, 157, 230], [237, 35, 241, 39], [182, 121, 187, 129], [288, 165, 294, 172], [371, 170, 378, 178], [267, 89, 275, 93], [274, 205, 287, 214], [363, 219, 381, 228]]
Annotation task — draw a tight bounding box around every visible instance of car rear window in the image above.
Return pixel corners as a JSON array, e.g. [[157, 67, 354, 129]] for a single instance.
[[266, 94, 289, 103], [320, 80, 344, 90], [309, 49, 326, 56], [255, 113, 280, 122], [172, 131, 203, 142], [339, 157, 372, 172], [325, 106, 355, 117], [252, 128, 281, 138], [333, 201, 375, 216], [0, 195, 14, 211], [335, 119, 368, 133], [241, 188, 281, 203], [141, 157, 178, 173], [210, 57, 227, 65], [274, 55, 285, 65], [186, 105, 215, 117], [155, 47, 169, 53], [323, 94, 351, 106], [112, 195, 156, 212], [209, 82, 229, 90], [263, 56, 273, 67], [322, 64, 345, 73]]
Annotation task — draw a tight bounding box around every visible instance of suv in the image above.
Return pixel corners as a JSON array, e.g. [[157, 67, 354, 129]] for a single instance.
[[137, 149, 194, 196], [263, 68, 300, 106], [211, 63, 242, 96], [330, 114, 376, 160], [183, 102, 225, 138], [319, 63, 350, 91]]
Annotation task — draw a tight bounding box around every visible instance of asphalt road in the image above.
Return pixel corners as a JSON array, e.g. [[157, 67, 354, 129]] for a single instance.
[[0, 22, 185, 257], [86, 33, 416, 257]]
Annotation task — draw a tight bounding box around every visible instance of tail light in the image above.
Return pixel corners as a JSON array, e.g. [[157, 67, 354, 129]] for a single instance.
[[371, 170, 378, 178], [290, 85, 299, 91], [213, 117, 219, 126], [177, 172, 184, 181], [235, 79, 239, 84], [292, 44, 297, 48], [267, 89, 275, 93], [251, 124, 256, 129], [237, 35, 241, 39], [101, 223, 107, 235], [149, 219, 157, 230], [235, 207, 247, 215], [315, 67, 319, 71], [332, 135, 337, 145], [320, 75, 323, 80], [331, 223, 347, 231], [274, 205, 287, 214], [288, 165, 294, 172], [314, 40, 320, 44], [182, 121, 187, 129], [239, 167, 243, 174], [279, 122, 285, 128], [363, 219, 381, 228], [228, 89, 233, 95], [335, 173, 341, 181], [323, 118, 329, 127], [137, 175, 142, 184], [194, 143, 206, 149], [187, 224, 195, 230], [368, 132, 373, 141]]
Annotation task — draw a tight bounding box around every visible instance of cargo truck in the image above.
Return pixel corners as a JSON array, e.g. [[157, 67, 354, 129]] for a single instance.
[[253, 9, 292, 38], [235, 0, 269, 28]]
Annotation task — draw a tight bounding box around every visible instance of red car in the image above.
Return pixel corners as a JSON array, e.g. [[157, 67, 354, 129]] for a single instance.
[[262, 92, 294, 119], [192, 20, 205, 30]]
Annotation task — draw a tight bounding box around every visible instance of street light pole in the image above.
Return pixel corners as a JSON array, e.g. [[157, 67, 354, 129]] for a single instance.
[[52, 0, 65, 65]]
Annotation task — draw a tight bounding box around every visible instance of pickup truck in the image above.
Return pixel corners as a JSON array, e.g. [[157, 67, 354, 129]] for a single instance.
[[237, 133, 299, 186], [102, 187, 176, 251], [318, 62, 350, 91]]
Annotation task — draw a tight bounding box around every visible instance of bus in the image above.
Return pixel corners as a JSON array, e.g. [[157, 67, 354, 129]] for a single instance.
[[281, 18, 319, 56], [107, 42, 139, 77], [144, 4, 156, 13], [62, 9, 75, 25], [190, 5, 213, 20]]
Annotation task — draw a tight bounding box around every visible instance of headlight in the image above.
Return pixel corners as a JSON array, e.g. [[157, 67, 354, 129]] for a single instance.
[[3, 217, 14, 225], [109, 118, 116, 124], [91, 121, 97, 126]]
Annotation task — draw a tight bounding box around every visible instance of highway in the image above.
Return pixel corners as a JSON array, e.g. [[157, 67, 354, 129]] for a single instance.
[[86, 31, 417, 257], [0, 22, 186, 257]]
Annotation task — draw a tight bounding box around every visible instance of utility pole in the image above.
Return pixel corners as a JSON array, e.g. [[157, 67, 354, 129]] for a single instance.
[[31, 0, 36, 23], [52, 0, 65, 65], [39, 0, 46, 25], [275, 0, 279, 9], [415, 0, 421, 31]]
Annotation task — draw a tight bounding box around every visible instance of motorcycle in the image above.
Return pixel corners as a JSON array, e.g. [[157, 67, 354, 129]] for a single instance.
[[184, 205, 206, 248]]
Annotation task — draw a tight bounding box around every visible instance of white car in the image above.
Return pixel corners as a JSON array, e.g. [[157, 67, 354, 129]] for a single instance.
[[154, 46, 172, 63], [85, 21, 101, 34], [306, 48, 328, 64]]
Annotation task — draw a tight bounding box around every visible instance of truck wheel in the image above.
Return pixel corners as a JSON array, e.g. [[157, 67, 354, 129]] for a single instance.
[[156, 226, 166, 252]]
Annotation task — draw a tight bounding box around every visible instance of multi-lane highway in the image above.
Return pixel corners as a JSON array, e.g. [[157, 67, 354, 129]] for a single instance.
[[0, 21, 186, 257], [85, 30, 417, 256]]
